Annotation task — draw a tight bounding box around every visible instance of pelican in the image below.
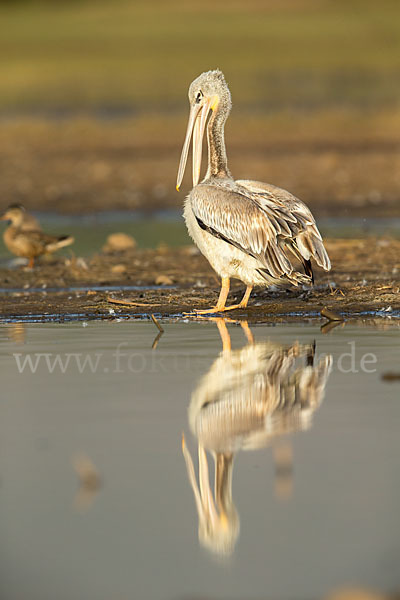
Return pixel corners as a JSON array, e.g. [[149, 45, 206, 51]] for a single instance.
[[182, 319, 332, 555], [177, 70, 331, 313]]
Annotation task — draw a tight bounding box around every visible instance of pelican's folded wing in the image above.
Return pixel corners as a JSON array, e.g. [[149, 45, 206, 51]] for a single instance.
[[191, 184, 295, 279], [191, 182, 330, 280], [236, 180, 331, 272]]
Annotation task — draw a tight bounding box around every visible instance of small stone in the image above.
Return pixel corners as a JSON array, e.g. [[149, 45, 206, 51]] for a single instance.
[[111, 264, 127, 275], [156, 242, 169, 254], [103, 233, 137, 253], [155, 274, 173, 285], [184, 245, 200, 256]]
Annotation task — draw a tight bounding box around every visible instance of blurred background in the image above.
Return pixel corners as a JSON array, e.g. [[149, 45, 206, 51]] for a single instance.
[[0, 0, 399, 242]]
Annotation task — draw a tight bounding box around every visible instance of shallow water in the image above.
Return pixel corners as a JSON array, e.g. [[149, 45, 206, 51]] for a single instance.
[[0, 320, 399, 600]]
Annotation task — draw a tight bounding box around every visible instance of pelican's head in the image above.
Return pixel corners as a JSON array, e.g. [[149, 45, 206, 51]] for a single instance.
[[1, 204, 26, 226], [176, 69, 231, 191]]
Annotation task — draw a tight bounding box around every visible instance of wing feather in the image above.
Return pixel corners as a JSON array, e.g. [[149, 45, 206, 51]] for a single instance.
[[237, 180, 331, 271], [190, 180, 330, 281]]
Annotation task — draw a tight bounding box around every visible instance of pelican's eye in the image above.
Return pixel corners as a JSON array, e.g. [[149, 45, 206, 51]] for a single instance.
[[195, 91, 203, 104]]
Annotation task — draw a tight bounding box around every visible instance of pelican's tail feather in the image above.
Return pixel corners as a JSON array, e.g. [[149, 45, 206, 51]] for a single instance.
[[296, 229, 331, 272]]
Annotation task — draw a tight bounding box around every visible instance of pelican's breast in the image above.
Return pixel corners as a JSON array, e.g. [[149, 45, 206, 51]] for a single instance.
[[183, 187, 272, 286]]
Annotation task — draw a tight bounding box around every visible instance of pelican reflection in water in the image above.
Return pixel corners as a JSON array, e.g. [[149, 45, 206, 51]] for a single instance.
[[182, 319, 332, 556], [177, 70, 331, 313]]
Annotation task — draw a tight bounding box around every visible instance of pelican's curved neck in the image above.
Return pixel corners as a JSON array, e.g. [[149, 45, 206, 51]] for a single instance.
[[205, 105, 231, 181]]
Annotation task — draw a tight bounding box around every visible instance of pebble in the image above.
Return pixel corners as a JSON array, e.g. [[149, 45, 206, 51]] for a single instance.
[[184, 245, 200, 256], [156, 242, 169, 254], [155, 274, 173, 285], [103, 233, 137, 252], [111, 264, 127, 275]]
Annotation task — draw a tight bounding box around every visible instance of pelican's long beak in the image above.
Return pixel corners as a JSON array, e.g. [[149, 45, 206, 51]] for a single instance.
[[176, 98, 211, 191], [182, 435, 219, 529]]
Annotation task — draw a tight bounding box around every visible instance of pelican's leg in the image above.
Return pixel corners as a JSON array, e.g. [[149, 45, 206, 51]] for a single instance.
[[181, 434, 204, 517], [198, 445, 218, 523], [27, 257, 35, 269], [189, 277, 230, 314], [223, 285, 253, 311], [239, 320, 254, 345], [216, 318, 232, 352]]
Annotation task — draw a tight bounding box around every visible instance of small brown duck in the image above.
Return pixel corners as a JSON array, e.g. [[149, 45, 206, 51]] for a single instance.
[[1, 204, 74, 268], [6, 202, 42, 232]]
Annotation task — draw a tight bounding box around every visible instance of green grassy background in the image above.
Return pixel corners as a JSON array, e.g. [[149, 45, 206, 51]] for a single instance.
[[1, 0, 399, 112], [0, 0, 399, 221]]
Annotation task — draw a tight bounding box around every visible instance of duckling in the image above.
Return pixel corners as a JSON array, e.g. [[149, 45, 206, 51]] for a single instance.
[[1, 204, 74, 268]]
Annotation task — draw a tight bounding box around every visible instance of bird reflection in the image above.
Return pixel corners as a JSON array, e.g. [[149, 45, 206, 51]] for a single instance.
[[7, 323, 27, 344], [73, 454, 101, 512], [182, 318, 332, 556]]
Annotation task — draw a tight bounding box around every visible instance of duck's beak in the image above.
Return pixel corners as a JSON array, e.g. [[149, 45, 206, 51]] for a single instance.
[[176, 98, 211, 191]]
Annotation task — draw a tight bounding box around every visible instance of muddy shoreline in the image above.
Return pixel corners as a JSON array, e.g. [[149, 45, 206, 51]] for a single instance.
[[0, 238, 399, 324]]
